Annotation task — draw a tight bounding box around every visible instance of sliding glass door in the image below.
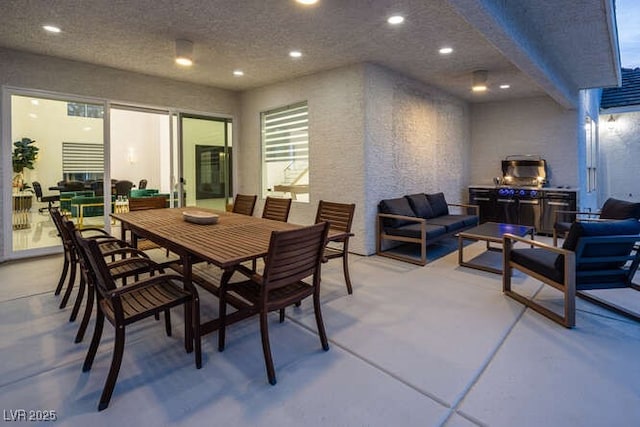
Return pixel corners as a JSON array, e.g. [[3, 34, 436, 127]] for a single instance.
[[179, 114, 232, 210], [4, 92, 106, 258]]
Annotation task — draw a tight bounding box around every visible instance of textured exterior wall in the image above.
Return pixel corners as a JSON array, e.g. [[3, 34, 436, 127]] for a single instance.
[[240, 64, 471, 255], [239, 65, 367, 252], [470, 96, 578, 188], [363, 64, 471, 253], [599, 110, 640, 203]]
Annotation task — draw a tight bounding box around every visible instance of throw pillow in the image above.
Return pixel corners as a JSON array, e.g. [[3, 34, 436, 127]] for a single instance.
[[426, 192, 449, 217], [405, 193, 434, 219]]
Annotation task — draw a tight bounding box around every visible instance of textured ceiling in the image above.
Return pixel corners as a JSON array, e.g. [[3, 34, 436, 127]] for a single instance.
[[0, 0, 619, 105]]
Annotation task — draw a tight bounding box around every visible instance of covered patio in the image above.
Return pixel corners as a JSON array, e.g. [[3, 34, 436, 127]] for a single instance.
[[2, 237, 639, 426]]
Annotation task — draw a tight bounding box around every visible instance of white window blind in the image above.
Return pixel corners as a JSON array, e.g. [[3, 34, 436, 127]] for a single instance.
[[262, 102, 308, 163], [62, 142, 104, 173]]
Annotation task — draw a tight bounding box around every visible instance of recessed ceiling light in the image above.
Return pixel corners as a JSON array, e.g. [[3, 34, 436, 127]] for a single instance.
[[289, 50, 302, 58], [439, 47, 453, 55], [233, 70, 244, 76], [83, 126, 92, 131], [296, 0, 318, 4], [30, 99, 40, 106], [29, 113, 38, 119], [500, 84, 511, 89], [387, 15, 404, 25], [42, 25, 61, 33]]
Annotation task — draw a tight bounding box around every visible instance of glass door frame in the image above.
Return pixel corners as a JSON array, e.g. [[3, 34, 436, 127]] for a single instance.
[[177, 112, 234, 209], [1, 86, 110, 261]]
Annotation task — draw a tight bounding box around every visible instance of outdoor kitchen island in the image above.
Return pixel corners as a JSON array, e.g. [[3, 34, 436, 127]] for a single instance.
[[468, 186, 577, 235]]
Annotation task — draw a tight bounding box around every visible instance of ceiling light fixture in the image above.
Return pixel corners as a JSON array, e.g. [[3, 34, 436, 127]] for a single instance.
[[43, 25, 61, 33], [175, 39, 194, 66], [295, 0, 318, 4], [439, 47, 453, 55], [233, 70, 244, 76], [289, 50, 302, 58], [499, 84, 510, 89], [607, 114, 616, 130], [472, 70, 488, 92], [387, 15, 404, 25]]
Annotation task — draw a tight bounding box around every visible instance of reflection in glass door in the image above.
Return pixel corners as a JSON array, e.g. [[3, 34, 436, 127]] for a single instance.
[[6, 93, 105, 258], [180, 115, 232, 210]]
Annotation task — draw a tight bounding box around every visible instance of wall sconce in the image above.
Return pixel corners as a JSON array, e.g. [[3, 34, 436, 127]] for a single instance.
[[127, 147, 137, 164], [607, 114, 616, 131], [175, 39, 194, 66], [472, 70, 488, 92]]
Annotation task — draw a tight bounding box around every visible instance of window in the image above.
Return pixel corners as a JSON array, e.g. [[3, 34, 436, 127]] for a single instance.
[[62, 142, 104, 181], [67, 102, 104, 118], [261, 102, 309, 202]]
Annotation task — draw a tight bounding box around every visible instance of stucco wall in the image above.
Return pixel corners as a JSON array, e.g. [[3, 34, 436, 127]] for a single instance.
[[239, 64, 367, 252], [599, 110, 640, 203], [470, 96, 578, 188], [363, 64, 471, 252]]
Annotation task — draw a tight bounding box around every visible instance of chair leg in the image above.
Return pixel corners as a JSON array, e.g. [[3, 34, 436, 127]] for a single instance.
[[342, 253, 353, 295], [218, 290, 227, 352], [259, 311, 277, 385], [191, 297, 201, 369], [313, 292, 329, 351], [69, 274, 85, 322], [279, 308, 285, 323], [75, 283, 94, 343], [98, 325, 125, 411], [83, 306, 104, 372], [59, 260, 77, 309], [164, 309, 172, 336], [54, 257, 70, 296]]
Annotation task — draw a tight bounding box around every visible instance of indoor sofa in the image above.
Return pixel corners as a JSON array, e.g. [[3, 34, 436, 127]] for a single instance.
[[376, 192, 479, 265]]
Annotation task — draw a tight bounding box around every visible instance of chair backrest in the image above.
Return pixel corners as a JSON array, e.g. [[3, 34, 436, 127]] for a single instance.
[[559, 219, 640, 288], [262, 222, 329, 291], [262, 197, 292, 222], [91, 180, 104, 196], [49, 208, 67, 245], [128, 196, 168, 211], [75, 230, 118, 294], [232, 194, 257, 216], [138, 179, 148, 189], [115, 180, 134, 197], [315, 200, 355, 234], [32, 181, 44, 199], [600, 198, 640, 220]]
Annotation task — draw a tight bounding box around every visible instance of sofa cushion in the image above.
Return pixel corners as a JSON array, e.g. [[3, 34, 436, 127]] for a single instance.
[[511, 248, 564, 284], [405, 193, 434, 219], [426, 192, 449, 217], [384, 223, 447, 240], [379, 197, 417, 228], [600, 198, 640, 220], [557, 219, 640, 271], [428, 215, 476, 232]]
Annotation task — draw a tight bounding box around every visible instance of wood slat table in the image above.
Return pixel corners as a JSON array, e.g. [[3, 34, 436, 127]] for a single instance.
[[111, 207, 348, 368]]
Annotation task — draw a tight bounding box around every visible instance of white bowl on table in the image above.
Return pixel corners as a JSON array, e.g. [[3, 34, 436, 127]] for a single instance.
[[182, 211, 219, 225]]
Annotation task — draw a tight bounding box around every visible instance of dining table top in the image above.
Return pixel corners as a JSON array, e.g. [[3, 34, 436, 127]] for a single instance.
[[111, 206, 347, 269]]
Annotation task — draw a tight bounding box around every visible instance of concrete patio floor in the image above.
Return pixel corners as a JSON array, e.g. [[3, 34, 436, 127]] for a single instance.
[[1, 238, 639, 426]]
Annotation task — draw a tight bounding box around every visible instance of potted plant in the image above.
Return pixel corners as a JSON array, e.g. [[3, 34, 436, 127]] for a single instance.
[[12, 137, 39, 192]]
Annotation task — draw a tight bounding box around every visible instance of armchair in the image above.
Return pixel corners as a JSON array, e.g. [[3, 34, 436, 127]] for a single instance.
[[504, 219, 640, 328], [553, 197, 640, 246]]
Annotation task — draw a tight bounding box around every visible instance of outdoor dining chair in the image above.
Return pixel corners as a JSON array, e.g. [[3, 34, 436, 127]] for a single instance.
[[315, 200, 356, 294], [231, 194, 258, 216], [261, 196, 292, 222], [217, 222, 330, 385], [76, 231, 201, 410]]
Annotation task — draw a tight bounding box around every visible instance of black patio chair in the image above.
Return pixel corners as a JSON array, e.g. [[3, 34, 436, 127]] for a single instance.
[[504, 219, 640, 328], [32, 181, 60, 212]]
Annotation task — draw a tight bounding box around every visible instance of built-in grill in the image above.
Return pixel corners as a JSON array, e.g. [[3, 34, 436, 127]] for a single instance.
[[469, 155, 577, 234]]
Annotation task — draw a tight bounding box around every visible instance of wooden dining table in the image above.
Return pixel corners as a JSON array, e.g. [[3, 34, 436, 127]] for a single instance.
[[111, 206, 349, 368]]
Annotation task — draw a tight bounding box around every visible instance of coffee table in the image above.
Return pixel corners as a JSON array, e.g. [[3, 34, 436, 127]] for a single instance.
[[458, 222, 534, 274]]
